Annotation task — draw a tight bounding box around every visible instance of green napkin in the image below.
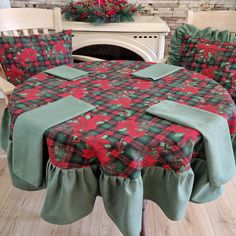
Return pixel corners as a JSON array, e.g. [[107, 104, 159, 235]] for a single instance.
[[146, 100, 236, 187], [45, 65, 90, 80], [132, 63, 182, 80], [12, 96, 95, 188]]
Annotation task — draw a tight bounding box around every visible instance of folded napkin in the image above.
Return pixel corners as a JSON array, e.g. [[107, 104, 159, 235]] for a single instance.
[[45, 65, 90, 80], [12, 96, 95, 188], [131, 63, 182, 81], [146, 100, 236, 187]]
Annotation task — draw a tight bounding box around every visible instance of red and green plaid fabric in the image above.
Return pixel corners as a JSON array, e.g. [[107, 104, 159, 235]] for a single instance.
[[178, 35, 236, 102], [0, 30, 73, 86], [9, 61, 236, 179]]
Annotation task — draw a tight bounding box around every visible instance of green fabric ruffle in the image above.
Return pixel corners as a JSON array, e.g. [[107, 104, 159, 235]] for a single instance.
[[0, 107, 11, 152], [167, 24, 236, 66], [39, 161, 225, 236], [41, 163, 99, 224], [40, 163, 194, 236], [7, 142, 45, 191], [100, 172, 143, 236], [0, 108, 232, 236]]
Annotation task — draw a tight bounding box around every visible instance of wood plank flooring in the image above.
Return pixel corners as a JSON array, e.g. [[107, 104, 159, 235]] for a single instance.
[[0, 99, 236, 236]]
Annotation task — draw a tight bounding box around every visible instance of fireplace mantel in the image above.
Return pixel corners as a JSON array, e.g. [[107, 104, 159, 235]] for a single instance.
[[62, 15, 170, 62]]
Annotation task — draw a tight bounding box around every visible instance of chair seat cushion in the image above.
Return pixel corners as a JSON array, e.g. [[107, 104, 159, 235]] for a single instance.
[[0, 30, 73, 86], [167, 24, 236, 102]]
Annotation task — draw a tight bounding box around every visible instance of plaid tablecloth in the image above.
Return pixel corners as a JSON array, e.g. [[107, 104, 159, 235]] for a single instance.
[[6, 60, 236, 236], [9, 60, 236, 176]]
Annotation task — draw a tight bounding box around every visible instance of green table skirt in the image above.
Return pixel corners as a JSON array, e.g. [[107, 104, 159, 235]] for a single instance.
[[1, 108, 232, 236], [5, 139, 225, 236]]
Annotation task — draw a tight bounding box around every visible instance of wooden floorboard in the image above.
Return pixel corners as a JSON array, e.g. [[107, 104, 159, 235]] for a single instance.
[[0, 99, 6, 158], [231, 176, 236, 188], [0, 150, 6, 158]]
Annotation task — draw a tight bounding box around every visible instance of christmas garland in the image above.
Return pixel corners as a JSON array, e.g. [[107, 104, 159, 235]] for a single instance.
[[63, 0, 143, 25]]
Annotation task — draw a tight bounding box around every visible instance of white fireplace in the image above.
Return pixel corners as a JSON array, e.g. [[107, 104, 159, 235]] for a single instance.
[[62, 15, 170, 62]]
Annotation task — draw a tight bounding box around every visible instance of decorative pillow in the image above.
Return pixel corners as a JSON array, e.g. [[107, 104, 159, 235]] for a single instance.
[[179, 36, 236, 93], [167, 24, 236, 102], [0, 30, 73, 86]]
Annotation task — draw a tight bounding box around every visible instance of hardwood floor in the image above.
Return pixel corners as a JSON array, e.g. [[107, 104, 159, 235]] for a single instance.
[[0, 99, 6, 159], [0, 99, 236, 236]]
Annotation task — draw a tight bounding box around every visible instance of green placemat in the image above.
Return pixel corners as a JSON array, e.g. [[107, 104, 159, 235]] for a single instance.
[[132, 63, 182, 80], [12, 96, 95, 188], [45, 65, 90, 80], [146, 100, 236, 187]]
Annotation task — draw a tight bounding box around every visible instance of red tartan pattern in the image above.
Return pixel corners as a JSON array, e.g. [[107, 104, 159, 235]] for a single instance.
[[9, 61, 236, 179], [178, 36, 236, 103], [0, 30, 73, 86]]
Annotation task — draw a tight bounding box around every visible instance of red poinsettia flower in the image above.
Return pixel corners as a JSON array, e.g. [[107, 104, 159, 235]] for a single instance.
[[129, 160, 141, 169], [141, 154, 157, 167], [70, 114, 109, 133], [202, 67, 215, 79], [228, 57, 236, 63], [133, 80, 152, 90], [67, 87, 88, 99], [197, 43, 220, 57], [95, 145, 111, 165], [175, 86, 200, 93], [80, 13, 88, 19], [82, 148, 96, 159], [228, 110, 236, 134], [64, 0, 141, 24], [97, 67, 110, 73], [94, 10, 102, 16], [162, 164, 171, 170], [22, 88, 41, 100], [110, 97, 132, 108], [155, 134, 167, 142], [97, 0, 105, 6], [182, 157, 190, 166], [93, 79, 112, 89], [110, 148, 122, 158], [197, 104, 219, 114], [33, 73, 49, 80], [122, 136, 133, 143], [6, 64, 25, 85], [16, 48, 38, 67], [71, 8, 76, 14], [86, 133, 110, 145], [116, 117, 145, 137], [83, 133, 111, 164], [53, 40, 68, 54], [0, 47, 5, 57], [106, 9, 117, 17], [76, 1, 83, 5]]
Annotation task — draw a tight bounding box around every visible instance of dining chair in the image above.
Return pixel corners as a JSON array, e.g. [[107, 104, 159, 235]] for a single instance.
[[187, 10, 236, 34], [0, 7, 63, 105], [167, 10, 236, 103], [0, 7, 102, 105]]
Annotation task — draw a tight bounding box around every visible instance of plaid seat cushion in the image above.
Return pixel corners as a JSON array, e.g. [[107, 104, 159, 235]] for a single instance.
[[178, 36, 236, 102], [0, 30, 73, 86], [167, 24, 236, 102]]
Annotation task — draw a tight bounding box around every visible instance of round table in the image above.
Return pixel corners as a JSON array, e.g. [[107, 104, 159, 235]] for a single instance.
[[8, 60, 236, 236]]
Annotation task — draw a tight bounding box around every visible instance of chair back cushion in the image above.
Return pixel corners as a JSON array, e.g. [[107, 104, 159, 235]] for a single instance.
[[0, 30, 73, 86], [167, 24, 236, 102]]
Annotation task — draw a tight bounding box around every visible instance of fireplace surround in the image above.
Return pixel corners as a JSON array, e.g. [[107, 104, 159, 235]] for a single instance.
[[62, 15, 170, 62]]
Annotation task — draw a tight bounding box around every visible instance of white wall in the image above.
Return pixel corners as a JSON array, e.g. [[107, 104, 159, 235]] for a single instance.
[[0, 0, 11, 8]]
